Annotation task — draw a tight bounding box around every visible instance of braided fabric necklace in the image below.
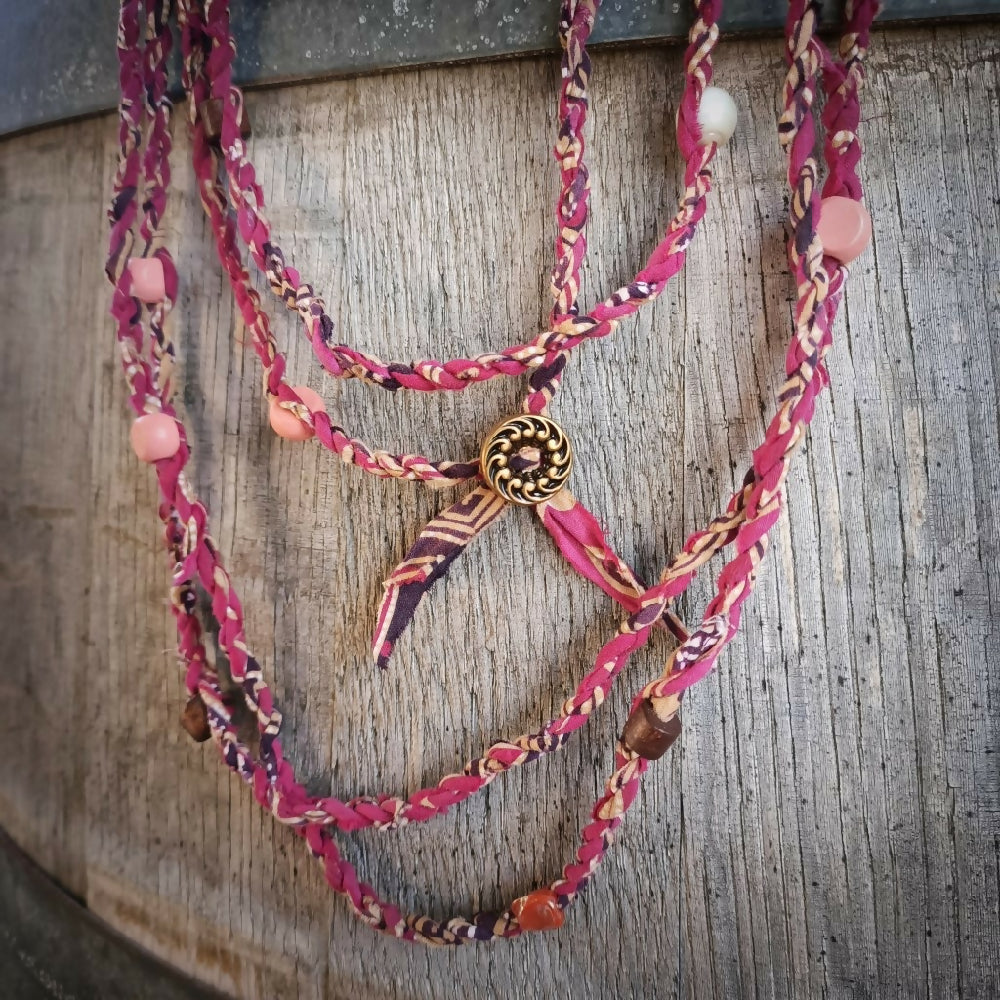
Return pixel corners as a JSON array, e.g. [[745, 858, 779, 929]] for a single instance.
[[106, 0, 876, 945]]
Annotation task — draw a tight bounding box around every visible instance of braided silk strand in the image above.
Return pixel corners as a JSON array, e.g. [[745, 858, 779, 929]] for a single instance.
[[550, 0, 597, 325], [108, 0, 158, 413], [133, 0, 726, 835], [641, 0, 877, 708], [109, 0, 876, 945], [125, 0, 860, 940], [138, 0, 177, 403], [177, 0, 716, 662], [168, 0, 736, 796], [196, 0, 724, 411]]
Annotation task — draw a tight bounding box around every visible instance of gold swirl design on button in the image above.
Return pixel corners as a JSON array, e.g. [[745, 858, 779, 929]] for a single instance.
[[479, 414, 572, 506]]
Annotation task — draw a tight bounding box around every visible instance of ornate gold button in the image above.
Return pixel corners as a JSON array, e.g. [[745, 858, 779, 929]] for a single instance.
[[479, 414, 572, 505]]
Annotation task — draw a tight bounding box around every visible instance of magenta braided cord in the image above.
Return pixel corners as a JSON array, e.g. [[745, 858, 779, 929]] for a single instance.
[[121, 0, 729, 844], [138, 0, 177, 397], [175, 5, 476, 485], [819, 0, 876, 204], [641, 0, 877, 710], [135, 0, 844, 928], [106, 0, 143, 286], [174, 0, 714, 662], [107, 0, 158, 414], [108, 0, 876, 945], [549, 0, 597, 325], [194, 0, 725, 401], [118, 0, 720, 840]]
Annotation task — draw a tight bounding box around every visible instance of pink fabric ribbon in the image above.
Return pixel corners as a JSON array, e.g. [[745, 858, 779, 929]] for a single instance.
[[372, 484, 687, 668]]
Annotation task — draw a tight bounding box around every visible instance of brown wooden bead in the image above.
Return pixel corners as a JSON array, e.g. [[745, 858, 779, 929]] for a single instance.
[[620, 699, 682, 760], [198, 97, 251, 145], [512, 890, 565, 932], [180, 693, 211, 743]]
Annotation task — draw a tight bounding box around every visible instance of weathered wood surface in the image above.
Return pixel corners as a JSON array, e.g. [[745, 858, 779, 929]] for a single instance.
[[1, 23, 998, 1000]]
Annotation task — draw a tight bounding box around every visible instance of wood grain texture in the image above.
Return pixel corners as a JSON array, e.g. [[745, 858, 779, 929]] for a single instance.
[[1, 23, 998, 1000]]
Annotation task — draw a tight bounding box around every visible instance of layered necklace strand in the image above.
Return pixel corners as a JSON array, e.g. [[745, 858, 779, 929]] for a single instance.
[[106, 0, 876, 944]]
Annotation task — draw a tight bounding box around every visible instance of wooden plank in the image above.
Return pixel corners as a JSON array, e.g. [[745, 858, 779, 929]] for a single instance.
[[0, 119, 103, 898], [0, 22, 998, 1000]]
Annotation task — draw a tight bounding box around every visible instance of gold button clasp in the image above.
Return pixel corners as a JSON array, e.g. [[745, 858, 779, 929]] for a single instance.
[[479, 414, 572, 505]]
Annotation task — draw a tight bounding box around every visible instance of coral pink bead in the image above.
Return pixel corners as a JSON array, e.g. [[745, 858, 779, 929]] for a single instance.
[[130, 412, 180, 463], [269, 385, 326, 441], [127, 257, 166, 303], [816, 196, 872, 264]]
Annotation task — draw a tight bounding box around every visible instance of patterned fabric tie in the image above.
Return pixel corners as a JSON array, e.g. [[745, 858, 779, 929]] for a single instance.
[[372, 486, 508, 668]]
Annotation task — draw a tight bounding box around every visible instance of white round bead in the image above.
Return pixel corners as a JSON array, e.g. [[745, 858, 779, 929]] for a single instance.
[[697, 86, 738, 147]]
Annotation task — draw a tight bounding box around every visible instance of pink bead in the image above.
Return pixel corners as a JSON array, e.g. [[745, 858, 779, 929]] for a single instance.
[[130, 412, 180, 463], [269, 385, 326, 441], [816, 196, 872, 264], [127, 257, 167, 303]]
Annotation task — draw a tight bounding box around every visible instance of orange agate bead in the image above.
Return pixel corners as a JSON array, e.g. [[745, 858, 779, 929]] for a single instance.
[[512, 890, 565, 932]]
